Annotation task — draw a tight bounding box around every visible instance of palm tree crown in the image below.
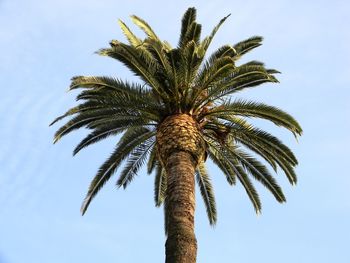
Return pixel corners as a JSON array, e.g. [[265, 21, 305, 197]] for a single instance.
[[51, 7, 302, 225]]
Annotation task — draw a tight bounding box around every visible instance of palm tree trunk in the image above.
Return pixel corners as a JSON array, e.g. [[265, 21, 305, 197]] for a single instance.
[[164, 151, 197, 263], [157, 114, 205, 263]]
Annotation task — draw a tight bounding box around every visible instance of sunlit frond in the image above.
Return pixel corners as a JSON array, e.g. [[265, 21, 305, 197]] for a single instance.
[[233, 36, 263, 58], [80, 127, 155, 215], [130, 15, 160, 41], [205, 138, 261, 213], [196, 162, 217, 225], [178, 7, 197, 48], [230, 148, 286, 203], [147, 146, 158, 175], [117, 138, 155, 188], [203, 99, 303, 137], [198, 14, 231, 57], [154, 165, 167, 207], [118, 19, 142, 47]]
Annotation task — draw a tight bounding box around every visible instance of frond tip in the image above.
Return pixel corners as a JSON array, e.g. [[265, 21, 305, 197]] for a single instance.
[[196, 162, 217, 225]]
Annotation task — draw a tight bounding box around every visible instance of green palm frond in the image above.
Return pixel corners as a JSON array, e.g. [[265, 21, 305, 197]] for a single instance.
[[203, 99, 303, 137], [196, 162, 217, 225], [147, 146, 158, 175], [206, 45, 237, 63], [73, 119, 153, 155], [69, 77, 162, 118], [233, 36, 263, 58], [180, 20, 202, 48], [273, 156, 298, 185], [224, 123, 298, 185], [143, 38, 175, 94], [226, 123, 298, 184], [50, 101, 113, 127], [196, 67, 279, 108], [80, 127, 155, 215], [117, 138, 155, 188], [130, 15, 160, 41], [197, 56, 236, 88], [234, 134, 279, 171], [97, 43, 170, 101], [191, 56, 235, 106], [69, 76, 158, 107], [69, 76, 148, 93], [229, 155, 262, 213], [86, 114, 152, 130], [197, 14, 231, 57], [205, 137, 261, 213], [118, 19, 142, 47], [220, 116, 298, 164], [205, 138, 236, 185], [230, 148, 286, 203], [154, 165, 167, 207], [203, 118, 276, 171], [182, 40, 200, 82], [178, 7, 197, 48], [53, 109, 120, 143]]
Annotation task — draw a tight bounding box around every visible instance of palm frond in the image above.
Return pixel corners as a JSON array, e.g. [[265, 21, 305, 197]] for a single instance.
[[205, 137, 261, 213], [143, 38, 174, 93], [85, 113, 154, 130], [206, 45, 237, 63], [233, 132, 297, 185], [273, 156, 298, 185], [147, 146, 158, 175], [233, 36, 263, 58], [193, 63, 279, 110], [53, 109, 120, 143], [130, 15, 160, 41], [168, 49, 180, 104], [70, 76, 146, 93], [177, 40, 197, 89], [205, 138, 236, 185], [50, 101, 106, 126], [97, 43, 169, 101], [80, 127, 155, 215], [198, 70, 278, 109], [197, 14, 231, 58], [230, 147, 286, 203], [181, 21, 202, 47], [73, 119, 153, 155], [192, 56, 235, 106], [116, 138, 155, 188], [181, 43, 207, 108], [178, 7, 197, 48], [154, 165, 167, 207], [69, 76, 157, 106], [196, 162, 217, 225], [68, 76, 162, 118], [229, 153, 262, 213], [221, 116, 298, 165], [204, 99, 303, 137], [118, 19, 142, 47]]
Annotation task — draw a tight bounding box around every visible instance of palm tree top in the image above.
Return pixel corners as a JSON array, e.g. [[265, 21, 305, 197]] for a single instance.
[[51, 7, 302, 225]]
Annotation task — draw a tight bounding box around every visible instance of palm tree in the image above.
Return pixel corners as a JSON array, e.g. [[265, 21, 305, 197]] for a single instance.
[[51, 7, 302, 263]]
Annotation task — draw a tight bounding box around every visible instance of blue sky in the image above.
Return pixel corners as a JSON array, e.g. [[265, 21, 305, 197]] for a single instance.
[[1, 0, 349, 262]]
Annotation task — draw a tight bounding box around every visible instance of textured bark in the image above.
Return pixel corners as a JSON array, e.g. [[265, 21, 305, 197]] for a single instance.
[[157, 114, 205, 263], [165, 151, 197, 263]]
